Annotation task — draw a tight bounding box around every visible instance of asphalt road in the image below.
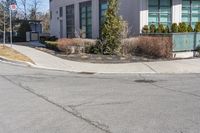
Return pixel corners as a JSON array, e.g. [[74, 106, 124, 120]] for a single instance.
[[0, 61, 200, 133]]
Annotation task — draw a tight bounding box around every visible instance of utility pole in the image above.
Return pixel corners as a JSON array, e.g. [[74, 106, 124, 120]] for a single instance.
[[9, 3, 17, 47], [3, 8, 6, 46], [9, 7, 12, 47]]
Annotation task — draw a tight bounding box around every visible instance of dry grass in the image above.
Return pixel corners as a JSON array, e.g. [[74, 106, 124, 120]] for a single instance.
[[0, 45, 34, 63]]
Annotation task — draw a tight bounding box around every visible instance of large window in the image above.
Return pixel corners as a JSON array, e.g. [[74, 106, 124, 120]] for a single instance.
[[59, 7, 63, 17], [80, 1, 92, 38], [148, 0, 172, 26], [182, 0, 200, 27], [66, 5, 75, 38], [99, 0, 108, 27]]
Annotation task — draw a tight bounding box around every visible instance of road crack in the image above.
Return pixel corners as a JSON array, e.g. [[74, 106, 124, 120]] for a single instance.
[[138, 74, 200, 99], [1, 75, 112, 133]]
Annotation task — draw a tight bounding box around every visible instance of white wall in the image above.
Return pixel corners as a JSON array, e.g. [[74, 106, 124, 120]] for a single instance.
[[50, 0, 183, 38], [50, 0, 142, 38], [172, 0, 182, 23], [139, 0, 148, 34], [50, 0, 100, 38]]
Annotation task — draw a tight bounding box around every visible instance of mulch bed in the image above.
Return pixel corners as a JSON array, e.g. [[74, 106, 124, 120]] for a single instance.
[[36, 47, 169, 64]]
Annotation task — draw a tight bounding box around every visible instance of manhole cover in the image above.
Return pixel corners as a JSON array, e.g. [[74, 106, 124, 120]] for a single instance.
[[134, 79, 157, 83]]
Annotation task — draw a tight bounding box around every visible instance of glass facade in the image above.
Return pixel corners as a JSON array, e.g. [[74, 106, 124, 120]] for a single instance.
[[80, 1, 92, 38], [66, 5, 75, 38], [182, 0, 200, 27], [148, 0, 172, 26], [99, 0, 108, 27]]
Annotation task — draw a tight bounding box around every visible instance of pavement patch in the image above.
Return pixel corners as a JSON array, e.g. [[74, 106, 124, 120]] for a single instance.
[[134, 79, 157, 83]]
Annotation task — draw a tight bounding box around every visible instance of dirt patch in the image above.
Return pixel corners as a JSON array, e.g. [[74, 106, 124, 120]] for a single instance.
[[36, 47, 169, 64]]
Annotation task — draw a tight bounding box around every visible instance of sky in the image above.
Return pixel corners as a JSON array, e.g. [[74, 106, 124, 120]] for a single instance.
[[40, 0, 49, 12], [16, 0, 49, 12]]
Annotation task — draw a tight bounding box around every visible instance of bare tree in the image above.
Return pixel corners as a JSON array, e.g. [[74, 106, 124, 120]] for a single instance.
[[18, 0, 27, 19], [37, 11, 50, 33], [29, 0, 41, 20], [0, 0, 11, 32]]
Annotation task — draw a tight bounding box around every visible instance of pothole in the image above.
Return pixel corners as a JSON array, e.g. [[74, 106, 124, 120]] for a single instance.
[[134, 79, 157, 83]]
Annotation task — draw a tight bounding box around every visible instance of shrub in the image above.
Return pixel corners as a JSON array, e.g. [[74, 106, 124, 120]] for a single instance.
[[57, 38, 96, 54], [164, 26, 170, 33], [194, 22, 200, 32], [150, 24, 156, 33], [17, 21, 31, 41], [120, 38, 138, 55], [187, 25, 193, 32], [100, 0, 123, 55], [171, 23, 178, 33], [135, 36, 172, 58], [142, 25, 149, 33], [196, 45, 200, 53], [45, 41, 58, 51], [13, 36, 25, 42], [157, 24, 165, 33], [40, 36, 58, 44], [178, 22, 188, 32], [86, 39, 103, 54]]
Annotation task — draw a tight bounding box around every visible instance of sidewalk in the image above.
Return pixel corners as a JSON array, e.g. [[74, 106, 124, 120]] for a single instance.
[[6, 44, 200, 74]]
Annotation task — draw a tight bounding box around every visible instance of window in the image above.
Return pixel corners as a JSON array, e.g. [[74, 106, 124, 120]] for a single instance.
[[99, 0, 108, 27], [59, 7, 63, 17], [148, 0, 172, 26], [50, 11, 52, 20], [80, 1, 92, 38], [182, 0, 200, 27], [66, 5, 75, 38]]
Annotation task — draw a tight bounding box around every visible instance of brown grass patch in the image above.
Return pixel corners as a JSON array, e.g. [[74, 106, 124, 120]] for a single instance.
[[0, 45, 34, 63]]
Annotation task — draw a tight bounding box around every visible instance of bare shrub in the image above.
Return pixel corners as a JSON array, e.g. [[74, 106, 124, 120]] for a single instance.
[[57, 38, 96, 54], [121, 38, 139, 55], [136, 36, 172, 58]]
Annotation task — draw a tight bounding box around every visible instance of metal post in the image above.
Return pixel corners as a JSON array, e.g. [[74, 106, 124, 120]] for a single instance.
[[9, 8, 12, 47], [3, 9, 6, 45]]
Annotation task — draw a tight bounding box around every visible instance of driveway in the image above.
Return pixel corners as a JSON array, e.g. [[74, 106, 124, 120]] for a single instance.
[[0, 62, 200, 133]]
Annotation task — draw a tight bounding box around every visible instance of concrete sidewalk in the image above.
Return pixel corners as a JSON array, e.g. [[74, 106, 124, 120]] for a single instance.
[[6, 44, 200, 73]]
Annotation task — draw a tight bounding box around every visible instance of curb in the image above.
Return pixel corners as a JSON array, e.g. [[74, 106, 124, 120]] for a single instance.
[[0, 56, 34, 67], [0, 56, 98, 74]]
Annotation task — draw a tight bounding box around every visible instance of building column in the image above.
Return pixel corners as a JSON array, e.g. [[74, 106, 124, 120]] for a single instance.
[[74, 2, 80, 37], [92, 0, 99, 38], [139, 0, 148, 33], [63, 6, 67, 38], [172, 0, 182, 24]]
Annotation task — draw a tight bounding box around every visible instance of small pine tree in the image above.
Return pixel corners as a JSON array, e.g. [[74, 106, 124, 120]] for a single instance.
[[187, 25, 193, 32], [150, 24, 156, 33], [157, 24, 165, 33], [142, 25, 149, 33], [100, 0, 123, 55], [171, 23, 178, 33], [194, 22, 200, 32], [164, 26, 170, 33], [178, 22, 188, 32]]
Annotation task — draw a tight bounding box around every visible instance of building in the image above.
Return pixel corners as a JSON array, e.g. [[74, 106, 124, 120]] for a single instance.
[[50, 0, 200, 38]]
